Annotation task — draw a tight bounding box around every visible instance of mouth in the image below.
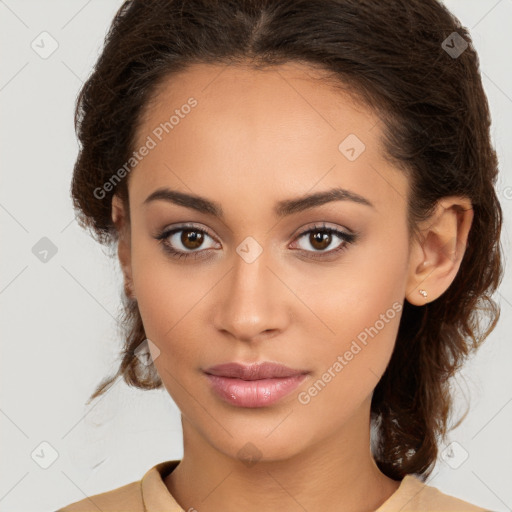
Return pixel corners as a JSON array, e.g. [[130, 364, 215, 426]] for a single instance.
[[203, 362, 310, 408]]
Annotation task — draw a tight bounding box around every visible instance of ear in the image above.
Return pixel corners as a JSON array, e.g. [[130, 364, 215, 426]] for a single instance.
[[111, 194, 135, 300], [405, 196, 473, 305]]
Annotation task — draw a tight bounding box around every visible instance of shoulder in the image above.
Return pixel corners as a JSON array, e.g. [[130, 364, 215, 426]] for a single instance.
[[56, 460, 181, 512], [56, 480, 143, 512], [378, 475, 492, 512]]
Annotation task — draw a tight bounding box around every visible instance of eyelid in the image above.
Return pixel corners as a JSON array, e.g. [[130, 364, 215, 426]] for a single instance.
[[155, 220, 358, 260], [154, 222, 220, 260], [159, 222, 219, 242], [157, 221, 353, 243], [290, 221, 357, 253], [291, 221, 355, 239]]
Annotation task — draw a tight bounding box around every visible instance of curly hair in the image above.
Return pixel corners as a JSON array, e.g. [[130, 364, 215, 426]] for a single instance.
[[70, 0, 503, 481]]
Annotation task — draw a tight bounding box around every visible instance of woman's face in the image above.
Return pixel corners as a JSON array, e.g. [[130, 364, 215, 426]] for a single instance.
[[117, 62, 414, 462]]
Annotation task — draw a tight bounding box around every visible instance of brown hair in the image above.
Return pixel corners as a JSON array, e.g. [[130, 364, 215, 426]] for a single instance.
[[70, 0, 503, 481]]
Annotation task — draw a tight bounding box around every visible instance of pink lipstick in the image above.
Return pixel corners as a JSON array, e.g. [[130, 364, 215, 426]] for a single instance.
[[203, 362, 309, 408]]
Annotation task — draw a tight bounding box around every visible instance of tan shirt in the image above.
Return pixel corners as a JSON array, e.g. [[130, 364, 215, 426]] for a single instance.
[[57, 459, 492, 511]]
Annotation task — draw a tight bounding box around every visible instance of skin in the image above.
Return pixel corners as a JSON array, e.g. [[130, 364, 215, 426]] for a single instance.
[[111, 62, 473, 512]]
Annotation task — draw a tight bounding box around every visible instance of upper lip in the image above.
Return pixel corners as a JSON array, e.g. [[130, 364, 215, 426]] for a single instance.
[[204, 362, 309, 380]]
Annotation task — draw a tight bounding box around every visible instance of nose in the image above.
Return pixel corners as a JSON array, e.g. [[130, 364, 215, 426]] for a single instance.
[[212, 245, 290, 343]]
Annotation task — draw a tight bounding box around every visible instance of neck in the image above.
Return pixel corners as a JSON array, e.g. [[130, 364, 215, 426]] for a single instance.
[[164, 398, 400, 512]]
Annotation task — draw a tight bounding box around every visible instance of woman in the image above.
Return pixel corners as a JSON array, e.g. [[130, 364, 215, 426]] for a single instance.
[[58, 0, 503, 510]]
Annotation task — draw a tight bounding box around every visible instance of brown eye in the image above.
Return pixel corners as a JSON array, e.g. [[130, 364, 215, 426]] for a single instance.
[[296, 228, 344, 253], [155, 224, 219, 260], [309, 231, 332, 251], [291, 223, 357, 258], [181, 229, 204, 249]]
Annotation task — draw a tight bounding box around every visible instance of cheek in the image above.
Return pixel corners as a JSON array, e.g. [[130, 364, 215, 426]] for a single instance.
[[308, 225, 408, 335], [129, 240, 207, 359], [295, 294, 404, 431], [300, 227, 408, 394], [132, 257, 206, 406]]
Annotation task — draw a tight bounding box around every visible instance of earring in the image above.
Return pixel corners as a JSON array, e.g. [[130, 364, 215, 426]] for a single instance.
[[418, 289, 428, 298]]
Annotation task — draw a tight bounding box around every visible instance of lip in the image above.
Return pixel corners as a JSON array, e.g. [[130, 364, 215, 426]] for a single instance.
[[204, 362, 309, 380], [203, 362, 309, 408]]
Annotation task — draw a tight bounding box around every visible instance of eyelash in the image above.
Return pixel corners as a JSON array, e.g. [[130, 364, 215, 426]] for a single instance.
[[154, 222, 358, 261]]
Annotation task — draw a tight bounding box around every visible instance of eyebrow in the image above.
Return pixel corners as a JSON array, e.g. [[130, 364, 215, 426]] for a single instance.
[[143, 186, 374, 218]]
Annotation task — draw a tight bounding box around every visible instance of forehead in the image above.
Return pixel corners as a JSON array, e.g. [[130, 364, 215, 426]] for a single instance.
[[138, 61, 379, 141], [128, 62, 407, 214]]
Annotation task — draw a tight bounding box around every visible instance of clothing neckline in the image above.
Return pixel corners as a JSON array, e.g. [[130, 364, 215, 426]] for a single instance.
[[140, 460, 418, 512]]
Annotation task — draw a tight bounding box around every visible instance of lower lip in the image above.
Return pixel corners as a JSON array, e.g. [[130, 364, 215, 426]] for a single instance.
[[205, 373, 308, 408]]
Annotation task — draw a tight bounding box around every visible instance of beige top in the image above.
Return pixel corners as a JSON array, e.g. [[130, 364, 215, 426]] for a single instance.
[[57, 459, 491, 511]]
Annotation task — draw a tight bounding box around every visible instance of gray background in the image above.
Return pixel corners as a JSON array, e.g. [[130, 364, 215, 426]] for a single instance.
[[0, 1, 511, 511]]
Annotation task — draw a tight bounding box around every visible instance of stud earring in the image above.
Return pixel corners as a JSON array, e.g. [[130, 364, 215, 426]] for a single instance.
[[418, 289, 428, 298]]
